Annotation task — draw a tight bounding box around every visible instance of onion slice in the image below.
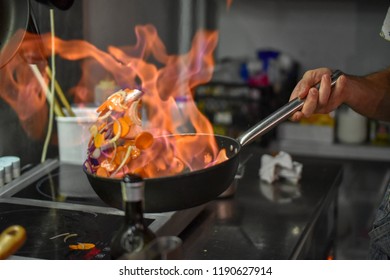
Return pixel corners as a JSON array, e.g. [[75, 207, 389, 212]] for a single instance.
[[129, 100, 142, 126], [111, 145, 133, 177]]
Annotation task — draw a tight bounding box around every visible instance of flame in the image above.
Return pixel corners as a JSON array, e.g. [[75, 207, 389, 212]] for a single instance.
[[0, 29, 48, 140], [1, 24, 225, 178], [226, 0, 233, 10]]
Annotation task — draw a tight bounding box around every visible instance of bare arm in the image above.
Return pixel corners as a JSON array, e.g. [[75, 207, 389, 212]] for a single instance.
[[290, 67, 390, 122]]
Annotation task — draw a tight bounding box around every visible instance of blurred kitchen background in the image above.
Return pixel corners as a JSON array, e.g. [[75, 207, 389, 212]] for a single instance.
[[2, 0, 390, 259]]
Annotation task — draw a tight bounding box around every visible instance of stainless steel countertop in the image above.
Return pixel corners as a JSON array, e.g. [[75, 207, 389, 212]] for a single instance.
[[179, 145, 343, 259]]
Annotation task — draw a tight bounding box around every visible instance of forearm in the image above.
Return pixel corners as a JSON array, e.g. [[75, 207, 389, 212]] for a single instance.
[[343, 68, 390, 121]]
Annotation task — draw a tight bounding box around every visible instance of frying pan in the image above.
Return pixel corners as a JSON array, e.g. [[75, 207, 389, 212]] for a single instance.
[[84, 70, 343, 213]]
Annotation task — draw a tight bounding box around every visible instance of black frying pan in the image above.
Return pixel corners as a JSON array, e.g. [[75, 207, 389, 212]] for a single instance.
[[85, 133, 241, 213], [83, 70, 342, 213]]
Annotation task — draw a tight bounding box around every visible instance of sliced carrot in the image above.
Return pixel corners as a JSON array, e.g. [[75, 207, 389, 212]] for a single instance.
[[113, 118, 130, 138], [69, 243, 95, 250], [134, 132, 154, 150], [114, 146, 131, 165], [123, 114, 133, 125], [97, 100, 109, 113], [94, 133, 105, 148], [120, 118, 131, 136], [96, 166, 109, 177], [112, 120, 121, 137], [98, 107, 109, 117]]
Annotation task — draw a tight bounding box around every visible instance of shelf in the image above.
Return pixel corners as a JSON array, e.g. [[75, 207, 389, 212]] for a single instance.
[[270, 140, 390, 162]]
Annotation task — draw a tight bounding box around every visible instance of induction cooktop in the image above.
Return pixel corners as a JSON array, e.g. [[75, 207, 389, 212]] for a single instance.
[[0, 201, 123, 260], [0, 159, 204, 260]]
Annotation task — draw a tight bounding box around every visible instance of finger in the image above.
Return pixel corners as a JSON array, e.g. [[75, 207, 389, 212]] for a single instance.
[[301, 88, 319, 117], [324, 74, 347, 111], [290, 111, 304, 122], [289, 71, 317, 101], [293, 68, 330, 100], [318, 74, 331, 108], [290, 80, 309, 101], [333, 74, 347, 100]]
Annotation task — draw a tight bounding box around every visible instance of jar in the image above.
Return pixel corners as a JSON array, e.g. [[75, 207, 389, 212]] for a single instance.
[[336, 105, 367, 144]]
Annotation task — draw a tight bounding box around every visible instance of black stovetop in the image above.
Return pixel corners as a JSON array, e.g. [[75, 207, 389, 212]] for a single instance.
[[0, 202, 122, 260], [0, 160, 155, 260], [11, 164, 107, 207]]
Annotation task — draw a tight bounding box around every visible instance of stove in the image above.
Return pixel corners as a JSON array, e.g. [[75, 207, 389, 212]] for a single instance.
[[0, 159, 203, 260]]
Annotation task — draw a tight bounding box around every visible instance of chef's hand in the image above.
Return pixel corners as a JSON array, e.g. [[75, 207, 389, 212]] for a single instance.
[[289, 67, 347, 121]]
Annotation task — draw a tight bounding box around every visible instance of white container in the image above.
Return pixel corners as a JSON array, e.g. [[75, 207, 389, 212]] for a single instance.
[[0, 161, 12, 184], [337, 106, 367, 144], [56, 107, 98, 165]]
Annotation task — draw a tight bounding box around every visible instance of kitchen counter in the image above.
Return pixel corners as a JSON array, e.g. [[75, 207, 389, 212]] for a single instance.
[[0, 147, 343, 260], [272, 139, 390, 162], [179, 146, 342, 259]]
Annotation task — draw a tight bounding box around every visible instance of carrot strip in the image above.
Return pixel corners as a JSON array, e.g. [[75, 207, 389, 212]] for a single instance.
[[69, 243, 95, 250]]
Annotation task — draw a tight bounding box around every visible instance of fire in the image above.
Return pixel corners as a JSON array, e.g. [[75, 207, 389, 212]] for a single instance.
[[226, 0, 234, 10], [0, 29, 48, 140], [0, 24, 226, 178]]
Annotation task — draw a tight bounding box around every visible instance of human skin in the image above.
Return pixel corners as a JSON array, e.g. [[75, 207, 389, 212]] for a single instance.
[[290, 67, 390, 122]]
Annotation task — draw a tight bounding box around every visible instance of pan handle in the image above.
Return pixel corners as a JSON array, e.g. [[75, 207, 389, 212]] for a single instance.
[[237, 70, 343, 146]]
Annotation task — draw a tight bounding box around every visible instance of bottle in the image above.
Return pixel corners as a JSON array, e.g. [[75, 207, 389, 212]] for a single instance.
[[110, 174, 156, 260]]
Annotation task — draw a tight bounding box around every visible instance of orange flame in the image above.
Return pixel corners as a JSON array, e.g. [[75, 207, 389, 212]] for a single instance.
[[1, 24, 223, 177], [226, 0, 233, 10], [0, 29, 48, 140]]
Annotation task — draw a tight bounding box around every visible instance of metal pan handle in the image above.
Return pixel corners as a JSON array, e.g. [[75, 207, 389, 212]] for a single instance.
[[237, 70, 343, 146]]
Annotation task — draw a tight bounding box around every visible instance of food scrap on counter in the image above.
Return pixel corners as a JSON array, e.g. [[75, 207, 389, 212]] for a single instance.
[[259, 151, 302, 184], [68, 243, 96, 251]]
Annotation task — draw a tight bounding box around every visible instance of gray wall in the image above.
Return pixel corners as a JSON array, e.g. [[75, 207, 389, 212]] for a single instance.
[[216, 0, 390, 76]]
